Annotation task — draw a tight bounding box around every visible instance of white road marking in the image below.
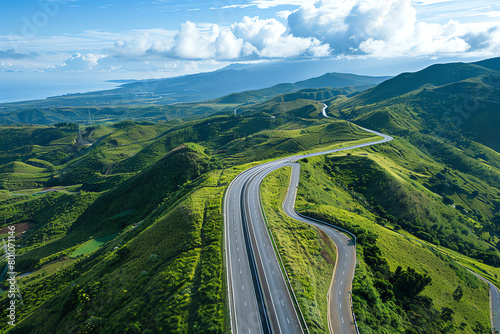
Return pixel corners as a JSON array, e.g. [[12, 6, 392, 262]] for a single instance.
[[287, 318, 290, 324], [342, 317, 344, 324], [242, 285, 244, 290], [281, 300, 284, 306]]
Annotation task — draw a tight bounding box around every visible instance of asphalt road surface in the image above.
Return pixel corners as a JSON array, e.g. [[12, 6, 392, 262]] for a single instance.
[[225, 125, 393, 334]]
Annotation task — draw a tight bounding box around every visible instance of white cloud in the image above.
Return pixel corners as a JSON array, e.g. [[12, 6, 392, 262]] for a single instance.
[[249, 0, 316, 9], [132, 17, 331, 60], [55, 53, 103, 71], [163, 21, 244, 60], [113, 35, 152, 57], [286, 0, 500, 57], [276, 10, 293, 19], [4, 0, 499, 73], [484, 11, 500, 18], [232, 17, 287, 50]]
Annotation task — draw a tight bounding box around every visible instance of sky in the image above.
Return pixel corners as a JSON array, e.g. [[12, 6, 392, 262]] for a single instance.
[[0, 0, 499, 79]]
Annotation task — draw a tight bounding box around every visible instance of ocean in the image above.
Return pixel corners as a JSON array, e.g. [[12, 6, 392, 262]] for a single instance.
[[0, 72, 160, 104]]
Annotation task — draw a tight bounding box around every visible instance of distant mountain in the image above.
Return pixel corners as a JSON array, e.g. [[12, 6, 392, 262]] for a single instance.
[[0, 62, 390, 112], [0, 66, 390, 125], [99, 67, 389, 104], [333, 57, 500, 152]]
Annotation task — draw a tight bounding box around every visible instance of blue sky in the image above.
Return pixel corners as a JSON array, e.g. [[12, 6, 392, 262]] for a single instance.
[[1, 0, 499, 77]]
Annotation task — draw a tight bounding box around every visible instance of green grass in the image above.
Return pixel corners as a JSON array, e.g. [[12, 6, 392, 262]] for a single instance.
[[261, 167, 336, 334], [295, 154, 491, 333], [0, 167, 236, 333], [1, 80, 496, 334], [71, 233, 119, 257]]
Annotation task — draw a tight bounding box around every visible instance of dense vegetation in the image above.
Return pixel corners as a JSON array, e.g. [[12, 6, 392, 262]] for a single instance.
[[0, 57, 498, 333], [0, 147, 236, 333], [295, 154, 491, 333], [0, 92, 378, 332]]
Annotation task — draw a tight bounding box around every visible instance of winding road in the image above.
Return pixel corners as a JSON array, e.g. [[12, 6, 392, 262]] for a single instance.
[[226, 102, 500, 334], [224, 118, 393, 333]]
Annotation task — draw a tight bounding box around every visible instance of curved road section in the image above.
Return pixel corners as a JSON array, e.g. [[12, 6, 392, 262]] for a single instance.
[[283, 163, 357, 334], [225, 125, 393, 334]]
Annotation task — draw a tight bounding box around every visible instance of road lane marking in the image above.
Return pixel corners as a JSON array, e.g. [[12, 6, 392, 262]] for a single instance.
[[242, 285, 244, 290], [281, 300, 284, 306], [287, 318, 290, 324], [342, 317, 344, 324]]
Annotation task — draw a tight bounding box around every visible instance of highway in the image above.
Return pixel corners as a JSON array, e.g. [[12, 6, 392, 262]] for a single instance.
[[321, 103, 328, 117], [224, 123, 393, 334]]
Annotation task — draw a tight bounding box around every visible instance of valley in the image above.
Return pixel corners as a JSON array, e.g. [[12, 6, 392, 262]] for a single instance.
[[0, 57, 498, 333]]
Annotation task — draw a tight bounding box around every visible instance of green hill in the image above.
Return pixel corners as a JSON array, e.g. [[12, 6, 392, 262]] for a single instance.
[[0, 57, 499, 333], [14, 143, 214, 272], [345, 61, 497, 105]]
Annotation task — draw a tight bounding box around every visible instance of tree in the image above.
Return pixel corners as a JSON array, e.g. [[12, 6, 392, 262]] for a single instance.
[[393, 266, 432, 299], [453, 286, 463, 301], [441, 307, 454, 322]]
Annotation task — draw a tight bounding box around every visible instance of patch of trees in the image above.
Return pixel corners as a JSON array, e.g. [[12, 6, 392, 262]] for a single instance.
[[353, 231, 469, 333], [55, 122, 79, 130]]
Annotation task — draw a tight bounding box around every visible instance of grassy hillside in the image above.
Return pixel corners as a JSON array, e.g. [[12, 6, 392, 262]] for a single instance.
[[0, 97, 384, 333], [0, 147, 252, 333], [295, 153, 491, 333], [0, 57, 498, 333], [14, 143, 215, 272], [1, 170, 230, 333], [0, 70, 386, 125]]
